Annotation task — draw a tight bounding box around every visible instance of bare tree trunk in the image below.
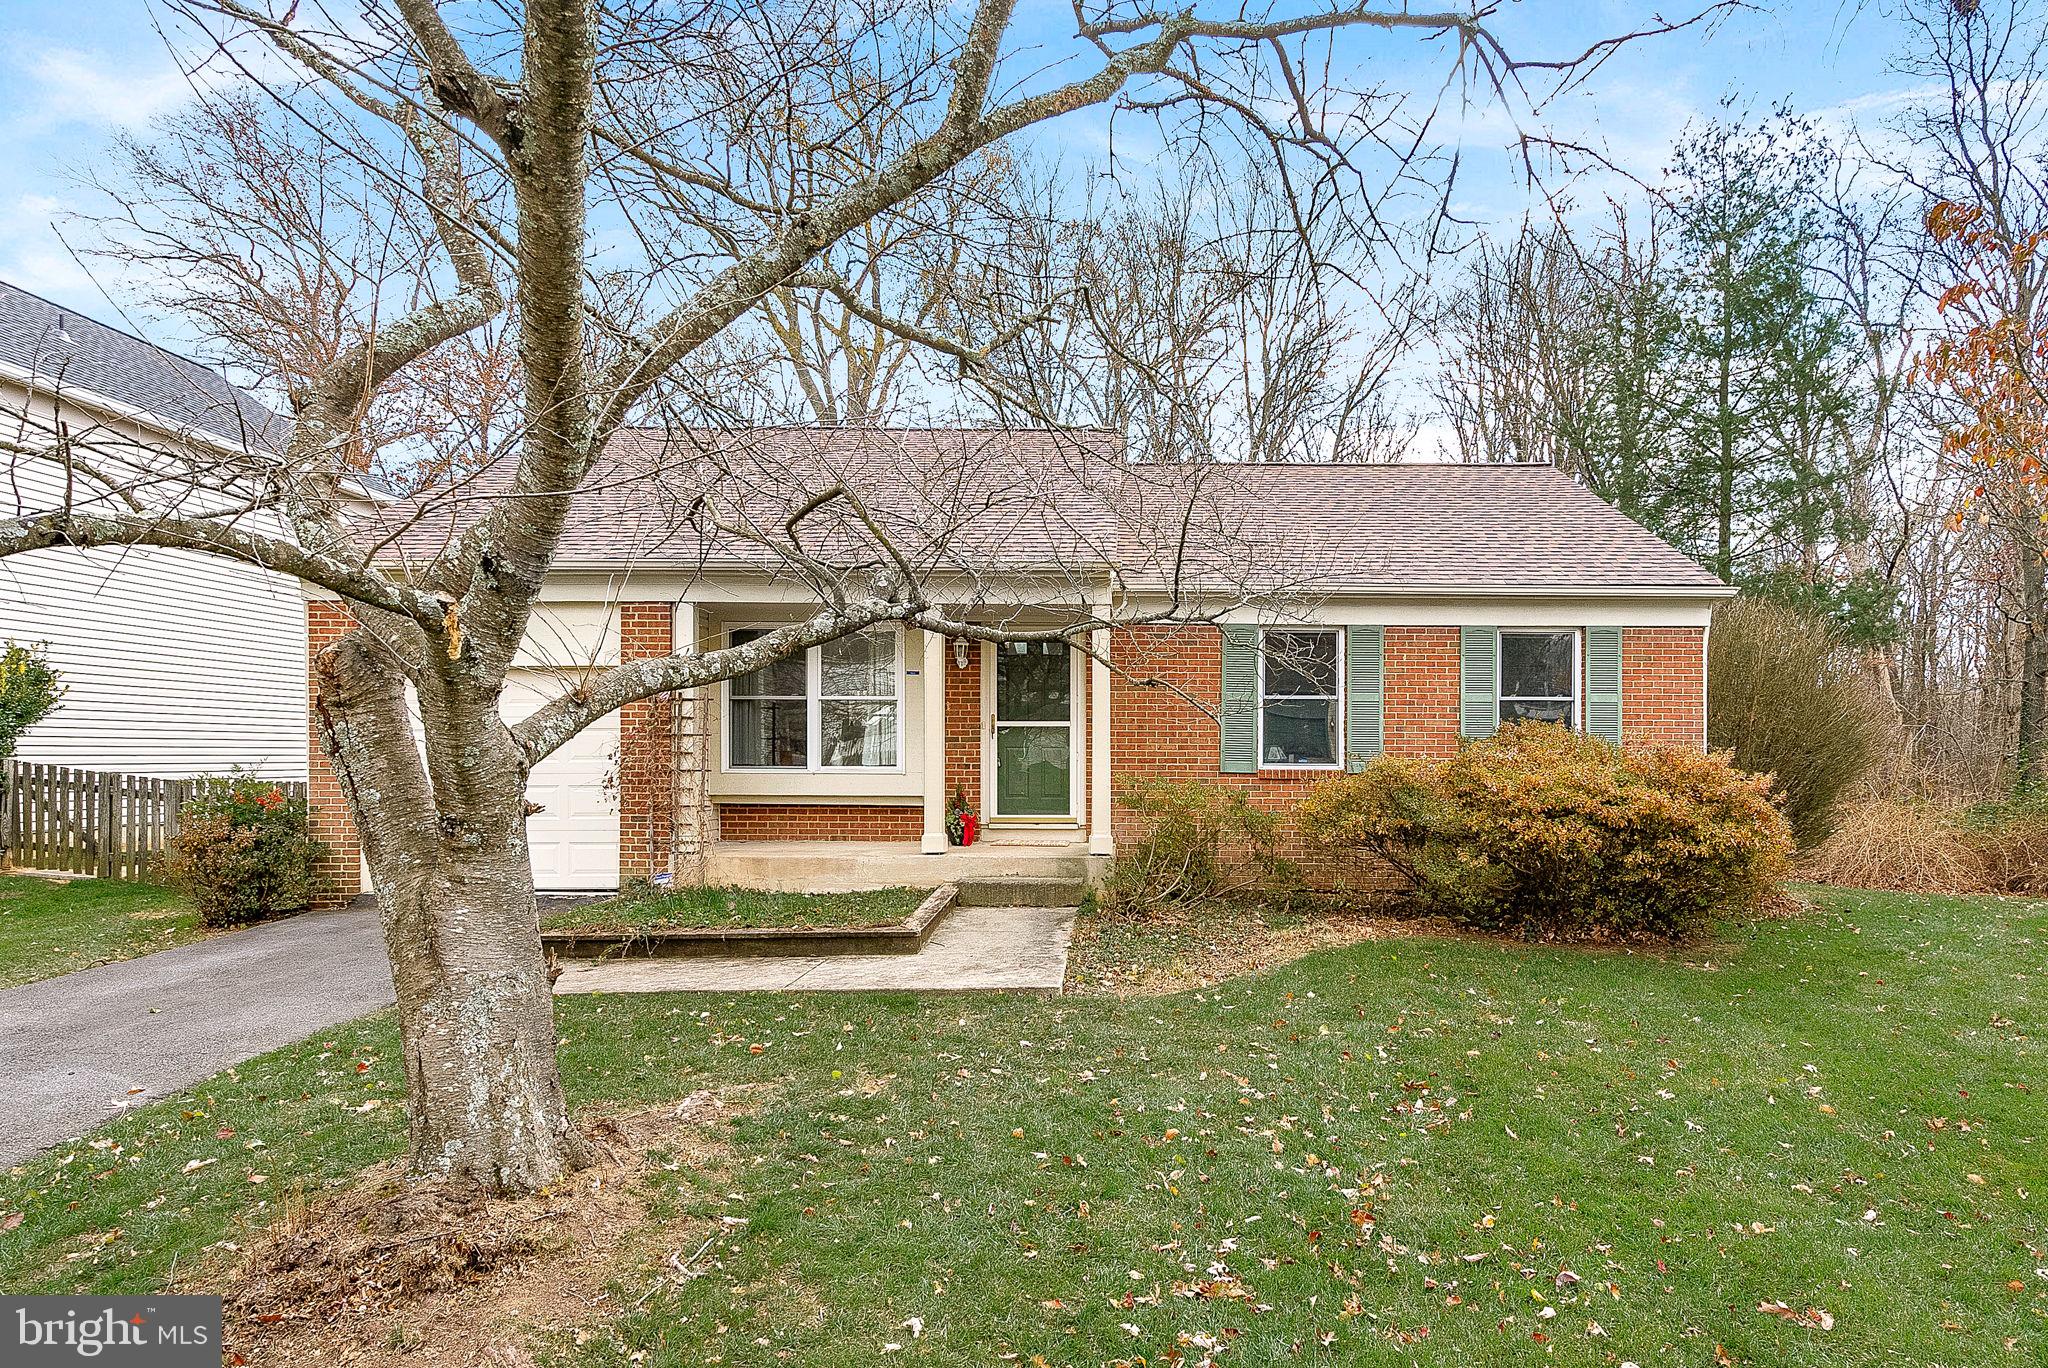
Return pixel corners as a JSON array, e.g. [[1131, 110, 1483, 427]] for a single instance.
[[2019, 546, 2048, 792], [313, 632, 588, 1192]]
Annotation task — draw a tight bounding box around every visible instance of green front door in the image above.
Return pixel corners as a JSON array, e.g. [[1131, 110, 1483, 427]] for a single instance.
[[992, 641, 1072, 818]]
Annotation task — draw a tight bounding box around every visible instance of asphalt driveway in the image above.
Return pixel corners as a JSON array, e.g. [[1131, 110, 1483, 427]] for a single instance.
[[0, 902, 394, 1165]]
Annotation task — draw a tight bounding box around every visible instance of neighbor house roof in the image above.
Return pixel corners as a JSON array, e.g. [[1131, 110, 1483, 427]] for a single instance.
[[0, 279, 290, 452], [367, 426, 1726, 596]]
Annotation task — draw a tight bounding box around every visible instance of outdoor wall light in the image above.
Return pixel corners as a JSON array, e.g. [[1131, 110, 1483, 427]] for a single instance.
[[953, 637, 971, 670]]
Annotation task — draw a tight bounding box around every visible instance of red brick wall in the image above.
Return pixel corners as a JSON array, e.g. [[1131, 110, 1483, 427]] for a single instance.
[[1107, 621, 1708, 889], [306, 601, 363, 904], [618, 603, 675, 882], [1107, 624, 1387, 887], [717, 802, 922, 841], [1622, 626, 1706, 747], [1384, 626, 1464, 758], [944, 642, 982, 809]]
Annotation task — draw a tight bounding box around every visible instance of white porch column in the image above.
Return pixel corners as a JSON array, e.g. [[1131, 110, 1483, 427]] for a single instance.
[[1088, 627, 1115, 856], [921, 627, 949, 853]]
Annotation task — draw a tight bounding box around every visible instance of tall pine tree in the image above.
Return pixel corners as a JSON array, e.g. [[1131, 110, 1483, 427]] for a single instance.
[[1668, 106, 1860, 584]]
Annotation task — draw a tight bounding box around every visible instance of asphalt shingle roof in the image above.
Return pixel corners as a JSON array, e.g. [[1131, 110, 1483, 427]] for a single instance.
[[373, 427, 1724, 596], [1215, 461, 1727, 591], [0, 279, 289, 452]]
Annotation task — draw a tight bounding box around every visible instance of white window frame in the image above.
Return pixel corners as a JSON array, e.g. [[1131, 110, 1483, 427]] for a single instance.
[[723, 625, 905, 773], [1256, 627, 1345, 771], [1497, 627, 1582, 732]]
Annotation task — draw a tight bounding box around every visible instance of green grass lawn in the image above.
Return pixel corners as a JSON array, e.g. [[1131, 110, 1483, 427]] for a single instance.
[[0, 874, 202, 989], [541, 883, 930, 933], [3, 887, 2043, 1366]]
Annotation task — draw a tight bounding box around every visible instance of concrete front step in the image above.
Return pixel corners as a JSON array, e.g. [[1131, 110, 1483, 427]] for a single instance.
[[956, 875, 1089, 907]]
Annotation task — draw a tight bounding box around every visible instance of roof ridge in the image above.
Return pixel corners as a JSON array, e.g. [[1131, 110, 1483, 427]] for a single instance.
[[612, 422, 1119, 435], [1218, 459, 1560, 470]]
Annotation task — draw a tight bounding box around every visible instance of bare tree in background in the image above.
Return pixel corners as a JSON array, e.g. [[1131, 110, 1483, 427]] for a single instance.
[[1430, 205, 1688, 528], [1886, 0, 2048, 789], [87, 90, 530, 485], [961, 163, 1423, 462], [1, 0, 1730, 1194]]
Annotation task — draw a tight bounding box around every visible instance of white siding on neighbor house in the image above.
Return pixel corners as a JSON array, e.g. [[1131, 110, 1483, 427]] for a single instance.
[[1, 382, 309, 780], [0, 543, 309, 779]]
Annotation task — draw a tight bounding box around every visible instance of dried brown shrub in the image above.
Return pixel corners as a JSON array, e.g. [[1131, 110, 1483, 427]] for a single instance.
[[1299, 724, 1792, 941], [1799, 800, 1988, 894], [1965, 812, 2048, 896]]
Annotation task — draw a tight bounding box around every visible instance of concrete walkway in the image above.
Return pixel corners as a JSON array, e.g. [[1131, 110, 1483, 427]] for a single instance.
[[553, 903, 1076, 995], [0, 903, 394, 1165]]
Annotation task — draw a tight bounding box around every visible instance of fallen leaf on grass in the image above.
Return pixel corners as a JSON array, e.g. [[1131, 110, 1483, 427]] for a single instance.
[[1758, 1300, 1834, 1331]]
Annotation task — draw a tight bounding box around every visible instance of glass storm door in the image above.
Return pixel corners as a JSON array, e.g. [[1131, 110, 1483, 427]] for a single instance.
[[992, 641, 1073, 818]]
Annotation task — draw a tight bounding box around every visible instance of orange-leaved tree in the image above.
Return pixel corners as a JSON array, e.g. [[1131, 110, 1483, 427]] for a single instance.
[[1916, 198, 2048, 786]]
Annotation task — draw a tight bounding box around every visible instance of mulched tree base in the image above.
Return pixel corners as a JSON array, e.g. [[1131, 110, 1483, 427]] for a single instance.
[[210, 1094, 729, 1367]]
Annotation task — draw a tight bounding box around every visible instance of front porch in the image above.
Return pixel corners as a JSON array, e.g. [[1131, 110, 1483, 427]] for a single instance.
[[667, 600, 1120, 891], [701, 833, 1105, 894]]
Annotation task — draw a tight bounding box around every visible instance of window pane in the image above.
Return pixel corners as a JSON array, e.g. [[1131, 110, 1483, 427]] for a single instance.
[[1500, 697, 1574, 726], [995, 641, 1071, 722], [820, 700, 899, 767], [730, 628, 805, 698], [821, 629, 893, 699], [1262, 697, 1337, 765], [1264, 630, 1338, 697], [730, 698, 807, 767], [1500, 632, 1575, 700]]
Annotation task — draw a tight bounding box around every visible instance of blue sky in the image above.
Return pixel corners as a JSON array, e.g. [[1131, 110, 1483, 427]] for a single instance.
[[0, 0, 1917, 352]]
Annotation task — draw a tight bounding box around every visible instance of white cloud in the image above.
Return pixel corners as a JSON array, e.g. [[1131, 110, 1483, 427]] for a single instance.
[[0, 193, 99, 302], [19, 46, 206, 131]]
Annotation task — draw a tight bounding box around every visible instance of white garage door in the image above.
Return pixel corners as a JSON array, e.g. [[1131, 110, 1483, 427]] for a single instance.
[[502, 672, 621, 892]]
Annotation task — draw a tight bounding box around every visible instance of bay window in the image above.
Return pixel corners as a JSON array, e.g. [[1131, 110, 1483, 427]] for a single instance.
[[727, 627, 901, 769]]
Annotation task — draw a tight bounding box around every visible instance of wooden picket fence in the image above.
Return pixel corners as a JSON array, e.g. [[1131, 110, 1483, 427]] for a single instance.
[[0, 761, 307, 881]]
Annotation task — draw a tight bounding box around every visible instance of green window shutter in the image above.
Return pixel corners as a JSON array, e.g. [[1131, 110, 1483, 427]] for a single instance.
[[1220, 625, 1259, 773], [1345, 625, 1384, 770], [1460, 625, 1499, 739], [1586, 625, 1624, 744]]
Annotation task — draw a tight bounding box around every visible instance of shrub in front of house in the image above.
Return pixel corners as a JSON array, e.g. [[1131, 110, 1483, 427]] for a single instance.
[[1100, 779, 1297, 918], [1297, 723, 1793, 941], [163, 777, 326, 928]]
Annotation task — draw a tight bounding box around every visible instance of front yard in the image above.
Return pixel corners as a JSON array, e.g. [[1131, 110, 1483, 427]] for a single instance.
[[0, 873, 201, 989], [2, 887, 2042, 1365]]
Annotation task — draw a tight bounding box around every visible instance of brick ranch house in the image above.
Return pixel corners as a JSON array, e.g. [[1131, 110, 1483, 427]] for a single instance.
[[303, 428, 1730, 898]]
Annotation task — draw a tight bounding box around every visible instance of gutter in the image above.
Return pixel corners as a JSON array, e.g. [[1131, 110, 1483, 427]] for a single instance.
[[0, 358, 394, 504], [533, 560, 1734, 599]]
